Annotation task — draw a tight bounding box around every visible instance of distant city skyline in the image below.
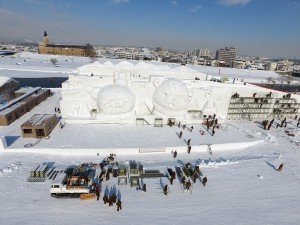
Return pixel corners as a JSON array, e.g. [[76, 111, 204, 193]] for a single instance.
[[0, 0, 300, 58]]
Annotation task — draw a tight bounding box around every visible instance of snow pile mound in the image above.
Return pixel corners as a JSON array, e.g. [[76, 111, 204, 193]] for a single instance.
[[197, 158, 237, 167], [253, 131, 277, 143], [1, 162, 22, 173], [3, 166, 13, 173]]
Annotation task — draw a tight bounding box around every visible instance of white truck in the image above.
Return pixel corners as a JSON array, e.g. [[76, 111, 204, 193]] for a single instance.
[[50, 172, 90, 198]]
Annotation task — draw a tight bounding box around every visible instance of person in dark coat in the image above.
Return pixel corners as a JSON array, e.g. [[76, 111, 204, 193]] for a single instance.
[[215, 118, 218, 125], [192, 173, 198, 183], [263, 121, 268, 130], [179, 131, 183, 138], [187, 139, 191, 145], [267, 122, 272, 130], [100, 163, 104, 170], [103, 194, 108, 204], [187, 145, 191, 154], [194, 165, 201, 175], [163, 185, 169, 195], [106, 170, 110, 181], [116, 199, 122, 211], [108, 196, 113, 206], [99, 173, 104, 183], [185, 180, 191, 190], [92, 181, 97, 191], [277, 163, 284, 172], [111, 193, 117, 203], [95, 186, 100, 201], [142, 183, 147, 192], [178, 121, 181, 128], [212, 128, 215, 136], [202, 176, 207, 186], [190, 126, 193, 132], [170, 171, 176, 185], [280, 121, 284, 128], [173, 150, 177, 158]]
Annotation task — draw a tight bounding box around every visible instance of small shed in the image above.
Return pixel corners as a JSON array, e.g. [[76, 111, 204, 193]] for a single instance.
[[21, 114, 58, 138]]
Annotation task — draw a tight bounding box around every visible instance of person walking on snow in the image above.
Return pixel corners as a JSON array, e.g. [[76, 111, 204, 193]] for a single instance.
[[179, 131, 183, 138], [185, 180, 191, 190], [163, 185, 169, 195], [187, 139, 191, 145], [116, 199, 122, 211], [103, 194, 108, 204], [277, 163, 284, 172], [187, 145, 191, 154], [173, 150, 177, 158], [95, 186, 100, 201]]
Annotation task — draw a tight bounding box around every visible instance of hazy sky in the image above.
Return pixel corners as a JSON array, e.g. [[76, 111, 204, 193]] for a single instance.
[[0, 0, 300, 58]]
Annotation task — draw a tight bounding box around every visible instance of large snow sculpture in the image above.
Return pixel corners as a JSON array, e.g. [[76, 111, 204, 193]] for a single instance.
[[153, 78, 189, 116], [97, 84, 135, 115]]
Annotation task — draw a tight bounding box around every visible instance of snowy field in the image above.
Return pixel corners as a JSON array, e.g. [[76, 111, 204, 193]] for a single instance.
[[0, 52, 280, 83], [0, 54, 300, 225], [0, 90, 300, 224]]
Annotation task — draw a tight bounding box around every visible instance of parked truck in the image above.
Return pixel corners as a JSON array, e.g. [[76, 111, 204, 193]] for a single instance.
[[50, 172, 91, 198]]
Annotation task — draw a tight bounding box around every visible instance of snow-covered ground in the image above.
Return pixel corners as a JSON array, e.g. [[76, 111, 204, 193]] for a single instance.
[[1, 89, 300, 224], [1, 54, 300, 225]]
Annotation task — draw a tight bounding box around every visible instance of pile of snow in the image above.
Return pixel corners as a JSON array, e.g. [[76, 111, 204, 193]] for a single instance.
[[197, 157, 236, 167], [3, 166, 13, 173], [1, 162, 21, 173]]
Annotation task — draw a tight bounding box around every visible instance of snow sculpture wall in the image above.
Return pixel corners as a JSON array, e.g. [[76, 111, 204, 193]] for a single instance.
[[97, 84, 135, 115], [153, 78, 189, 116], [62, 60, 273, 124]]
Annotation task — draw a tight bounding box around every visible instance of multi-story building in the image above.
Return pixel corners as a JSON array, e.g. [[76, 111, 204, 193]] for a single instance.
[[38, 31, 96, 57], [215, 47, 237, 67], [193, 48, 210, 58], [199, 48, 210, 58], [264, 62, 277, 71]]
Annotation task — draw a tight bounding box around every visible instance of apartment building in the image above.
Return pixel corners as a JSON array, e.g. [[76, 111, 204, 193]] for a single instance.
[[215, 47, 237, 67]]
